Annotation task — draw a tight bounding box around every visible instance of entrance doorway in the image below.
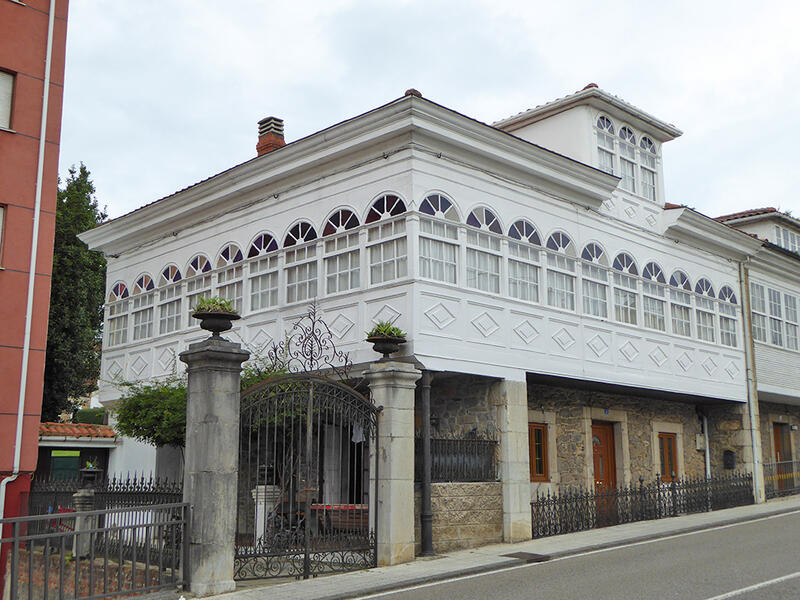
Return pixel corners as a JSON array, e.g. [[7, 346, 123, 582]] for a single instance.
[[774, 423, 792, 491], [592, 421, 617, 489]]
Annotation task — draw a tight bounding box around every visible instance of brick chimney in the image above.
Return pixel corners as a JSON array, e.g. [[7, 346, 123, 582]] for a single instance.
[[256, 116, 285, 156]]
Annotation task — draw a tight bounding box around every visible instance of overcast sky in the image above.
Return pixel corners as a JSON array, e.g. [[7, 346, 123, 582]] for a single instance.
[[59, 1, 800, 220]]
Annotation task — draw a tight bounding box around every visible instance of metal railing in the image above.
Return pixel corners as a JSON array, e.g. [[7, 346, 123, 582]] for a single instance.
[[531, 472, 754, 538], [1, 502, 189, 600], [764, 460, 800, 499], [28, 475, 183, 516], [414, 437, 499, 483]]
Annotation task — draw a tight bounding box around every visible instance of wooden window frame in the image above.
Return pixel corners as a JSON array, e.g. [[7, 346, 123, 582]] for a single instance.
[[658, 432, 677, 482], [529, 422, 549, 482]]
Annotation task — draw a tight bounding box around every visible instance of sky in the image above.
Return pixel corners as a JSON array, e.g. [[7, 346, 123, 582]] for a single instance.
[[58, 1, 800, 220]]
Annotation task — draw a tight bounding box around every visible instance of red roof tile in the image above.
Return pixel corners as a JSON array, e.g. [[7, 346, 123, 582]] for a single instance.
[[39, 422, 116, 439], [714, 207, 777, 222]]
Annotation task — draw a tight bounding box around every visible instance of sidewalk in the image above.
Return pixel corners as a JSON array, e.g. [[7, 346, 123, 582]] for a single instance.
[[217, 495, 800, 600]]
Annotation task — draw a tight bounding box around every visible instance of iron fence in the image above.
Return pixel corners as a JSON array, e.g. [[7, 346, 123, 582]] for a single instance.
[[28, 475, 183, 516], [531, 472, 754, 538], [764, 460, 800, 499], [414, 437, 499, 483], [1, 502, 189, 600]]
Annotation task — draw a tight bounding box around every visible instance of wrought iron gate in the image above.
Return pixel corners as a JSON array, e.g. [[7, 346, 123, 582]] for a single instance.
[[235, 375, 379, 580]]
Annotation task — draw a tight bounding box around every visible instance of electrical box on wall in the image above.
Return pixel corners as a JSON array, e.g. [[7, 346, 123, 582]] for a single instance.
[[696, 434, 705, 451]]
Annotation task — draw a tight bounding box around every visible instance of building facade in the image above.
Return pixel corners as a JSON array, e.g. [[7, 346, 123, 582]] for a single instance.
[[0, 0, 69, 527], [81, 86, 795, 539]]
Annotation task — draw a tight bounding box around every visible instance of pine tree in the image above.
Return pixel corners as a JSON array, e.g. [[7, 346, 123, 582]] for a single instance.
[[42, 164, 107, 421]]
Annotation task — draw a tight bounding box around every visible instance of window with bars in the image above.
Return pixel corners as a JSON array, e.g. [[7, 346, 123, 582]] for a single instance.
[[249, 255, 279, 311]]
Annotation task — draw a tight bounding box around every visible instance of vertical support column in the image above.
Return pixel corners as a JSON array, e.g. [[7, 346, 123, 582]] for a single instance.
[[72, 488, 96, 558], [491, 377, 532, 543], [179, 337, 249, 597], [365, 361, 421, 566]]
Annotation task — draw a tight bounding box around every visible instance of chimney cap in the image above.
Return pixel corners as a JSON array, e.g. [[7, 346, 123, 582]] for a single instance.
[[258, 116, 284, 137], [404, 88, 422, 98], [582, 83, 599, 90]]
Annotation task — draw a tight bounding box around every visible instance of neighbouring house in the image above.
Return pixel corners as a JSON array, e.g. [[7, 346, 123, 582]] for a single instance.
[[35, 422, 117, 481], [0, 0, 70, 540], [78, 85, 799, 550]]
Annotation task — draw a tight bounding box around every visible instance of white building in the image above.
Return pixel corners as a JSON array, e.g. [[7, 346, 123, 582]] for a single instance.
[[80, 85, 798, 504]]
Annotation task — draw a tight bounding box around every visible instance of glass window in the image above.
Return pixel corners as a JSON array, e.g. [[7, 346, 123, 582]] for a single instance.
[[248, 233, 278, 258], [249, 255, 278, 311], [0, 71, 13, 129], [508, 220, 541, 246], [529, 423, 548, 482], [718, 286, 738, 347], [785, 295, 799, 351], [131, 274, 154, 341], [620, 158, 636, 193], [217, 265, 243, 313], [323, 208, 360, 236], [670, 288, 692, 337], [107, 282, 129, 347], [750, 283, 767, 343], [326, 249, 360, 294], [466, 248, 500, 293], [466, 207, 502, 234], [508, 258, 539, 303], [547, 269, 575, 311], [581, 262, 608, 318], [159, 295, 181, 335], [420, 237, 457, 284], [368, 218, 407, 285], [366, 194, 406, 223], [696, 309, 716, 342], [643, 262, 666, 284], [420, 194, 459, 221], [658, 432, 677, 482], [283, 221, 317, 247], [286, 260, 317, 304]]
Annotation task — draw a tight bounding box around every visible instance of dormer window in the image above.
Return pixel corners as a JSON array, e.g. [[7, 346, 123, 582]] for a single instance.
[[596, 116, 615, 175], [594, 116, 659, 202], [775, 226, 800, 253]]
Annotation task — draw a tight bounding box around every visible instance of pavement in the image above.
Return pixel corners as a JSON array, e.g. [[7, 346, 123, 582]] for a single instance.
[[215, 495, 800, 600]]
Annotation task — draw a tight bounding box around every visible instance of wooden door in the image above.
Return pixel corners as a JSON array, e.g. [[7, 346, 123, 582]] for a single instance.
[[592, 422, 617, 489], [774, 423, 792, 490]]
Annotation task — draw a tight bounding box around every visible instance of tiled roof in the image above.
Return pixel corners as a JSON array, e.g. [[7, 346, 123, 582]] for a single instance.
[[39, 422, 116, 439], [714, 207, 777, 222]]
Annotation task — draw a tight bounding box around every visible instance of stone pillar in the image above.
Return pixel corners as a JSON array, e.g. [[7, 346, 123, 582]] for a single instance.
[[179, 337, 249, 597], [365, 361, 421, 566], [72, 488, 96, 558], [491, 378, 532, 543]]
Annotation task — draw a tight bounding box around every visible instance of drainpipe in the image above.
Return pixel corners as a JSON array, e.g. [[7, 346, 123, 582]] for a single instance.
[[739, 262, 764, 503], [702, 414, 711, 478], [420, 370, 433, 555], [0, 0, 57, 520]]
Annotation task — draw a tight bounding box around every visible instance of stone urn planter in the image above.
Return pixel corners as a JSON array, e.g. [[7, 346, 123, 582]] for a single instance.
[[192, 310, 240, 336], [79, 467, 103, 488], [366, 336, 407, 360]]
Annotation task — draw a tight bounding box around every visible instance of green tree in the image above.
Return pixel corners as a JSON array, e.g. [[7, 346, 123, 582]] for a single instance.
[[42, 164, 107, 421]]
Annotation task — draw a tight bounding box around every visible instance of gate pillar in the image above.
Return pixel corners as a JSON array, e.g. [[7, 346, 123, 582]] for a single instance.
[[180, 337, 249, 596], [365, 361, 421, 566]]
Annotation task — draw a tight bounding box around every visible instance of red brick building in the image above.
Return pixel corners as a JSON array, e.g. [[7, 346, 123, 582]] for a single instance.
[[0, 0, 69, 529]]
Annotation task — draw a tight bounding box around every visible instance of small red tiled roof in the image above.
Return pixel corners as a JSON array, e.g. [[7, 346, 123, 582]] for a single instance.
[[714, 207, 777, 222], [664, 203, 683, 209], [39, 422, 116, 439]]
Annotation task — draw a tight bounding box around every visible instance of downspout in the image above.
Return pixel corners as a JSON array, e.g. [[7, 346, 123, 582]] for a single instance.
[[0, 0, 57, 520], [739, 262, 763, 503]]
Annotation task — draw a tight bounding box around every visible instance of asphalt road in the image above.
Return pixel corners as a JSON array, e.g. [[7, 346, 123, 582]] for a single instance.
[[358, 512, 800, 600]]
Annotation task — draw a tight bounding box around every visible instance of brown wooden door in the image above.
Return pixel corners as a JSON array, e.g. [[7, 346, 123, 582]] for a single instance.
[[774, 423, 792, 490], [592, 422, 617, 489]]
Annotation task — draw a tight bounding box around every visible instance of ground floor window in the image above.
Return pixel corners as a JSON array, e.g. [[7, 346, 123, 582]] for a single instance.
[[658, 432, 677, 482], [528, 423, 548, 482]]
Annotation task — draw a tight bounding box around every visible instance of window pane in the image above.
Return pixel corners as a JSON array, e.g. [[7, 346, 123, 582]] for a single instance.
[[0, 71, 13, 129]]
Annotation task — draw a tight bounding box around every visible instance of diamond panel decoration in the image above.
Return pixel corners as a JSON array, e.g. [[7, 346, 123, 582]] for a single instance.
[[552, 328, 576, 351], [513, 320, 539, 345], [586, 334, 609, 358], [724, 361, 740, 380], [624, 206, 637, 219], [676, 351, 693, 372], [130, 356, 148, 377], [425, 302, 456, 330], [329, 314, 354, 339], [158, 348, 175, 372], [372, 304, 401, 325], [471, 312, 500, 338], [251, 329, 273, 349], [619, 341, 639, 362], [107, 360, 122, 379], [649, 346, 669, 367], [702, 356, 718, 376], [645, 214, 657, 228]]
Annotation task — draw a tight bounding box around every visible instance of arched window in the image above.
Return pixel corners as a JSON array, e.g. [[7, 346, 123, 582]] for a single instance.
[[546, 232, 575, 255], [669, 270, 692, 338], [216, 243, 243, 268], [107, 282, 129, 347], [612, 252, 638, 275], [366, 194, 406, 223], [669, 270, 691, 291], [108, 282, 129, 302], [718, 285, 738, 347], [159, 265, 182, 286], [131, 275, 155, 340], [157, 266, 182, 335], [508, 220, 541, 246], [215, 243, 244, 313], [597, 116, 614, 134], [642, 262, 666, 284], [283, 221, 317, 247], [186, 254, 211, 277], [420, 194, 458, 221], [619, 126, 636, 144], [695, 278, 715, 298], [323, 208, 359, 236], [581, 242, 607, 265], [248, 233, 278, 258], [466, 207, 502, 234], [640, 137, 656, 154]]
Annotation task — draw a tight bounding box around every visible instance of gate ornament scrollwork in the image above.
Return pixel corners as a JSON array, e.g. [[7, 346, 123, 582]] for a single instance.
[[267, 302, 352, 379]]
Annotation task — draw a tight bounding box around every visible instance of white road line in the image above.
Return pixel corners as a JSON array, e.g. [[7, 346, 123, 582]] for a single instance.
[[351, 509, 800, 599], [702, 571, 800, 600]]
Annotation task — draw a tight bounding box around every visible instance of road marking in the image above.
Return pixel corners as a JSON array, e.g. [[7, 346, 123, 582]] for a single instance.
[[351, 509, 800, 599], [702, 571, 800, 599]]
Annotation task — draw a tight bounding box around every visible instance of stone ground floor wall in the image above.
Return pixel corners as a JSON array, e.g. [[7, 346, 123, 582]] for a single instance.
[[759, 401, 800, 463], [706, 402, 756, 474], [420, 375, 497, 438], [527, 383, 713, 493], [413, 482, 502, 554]]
